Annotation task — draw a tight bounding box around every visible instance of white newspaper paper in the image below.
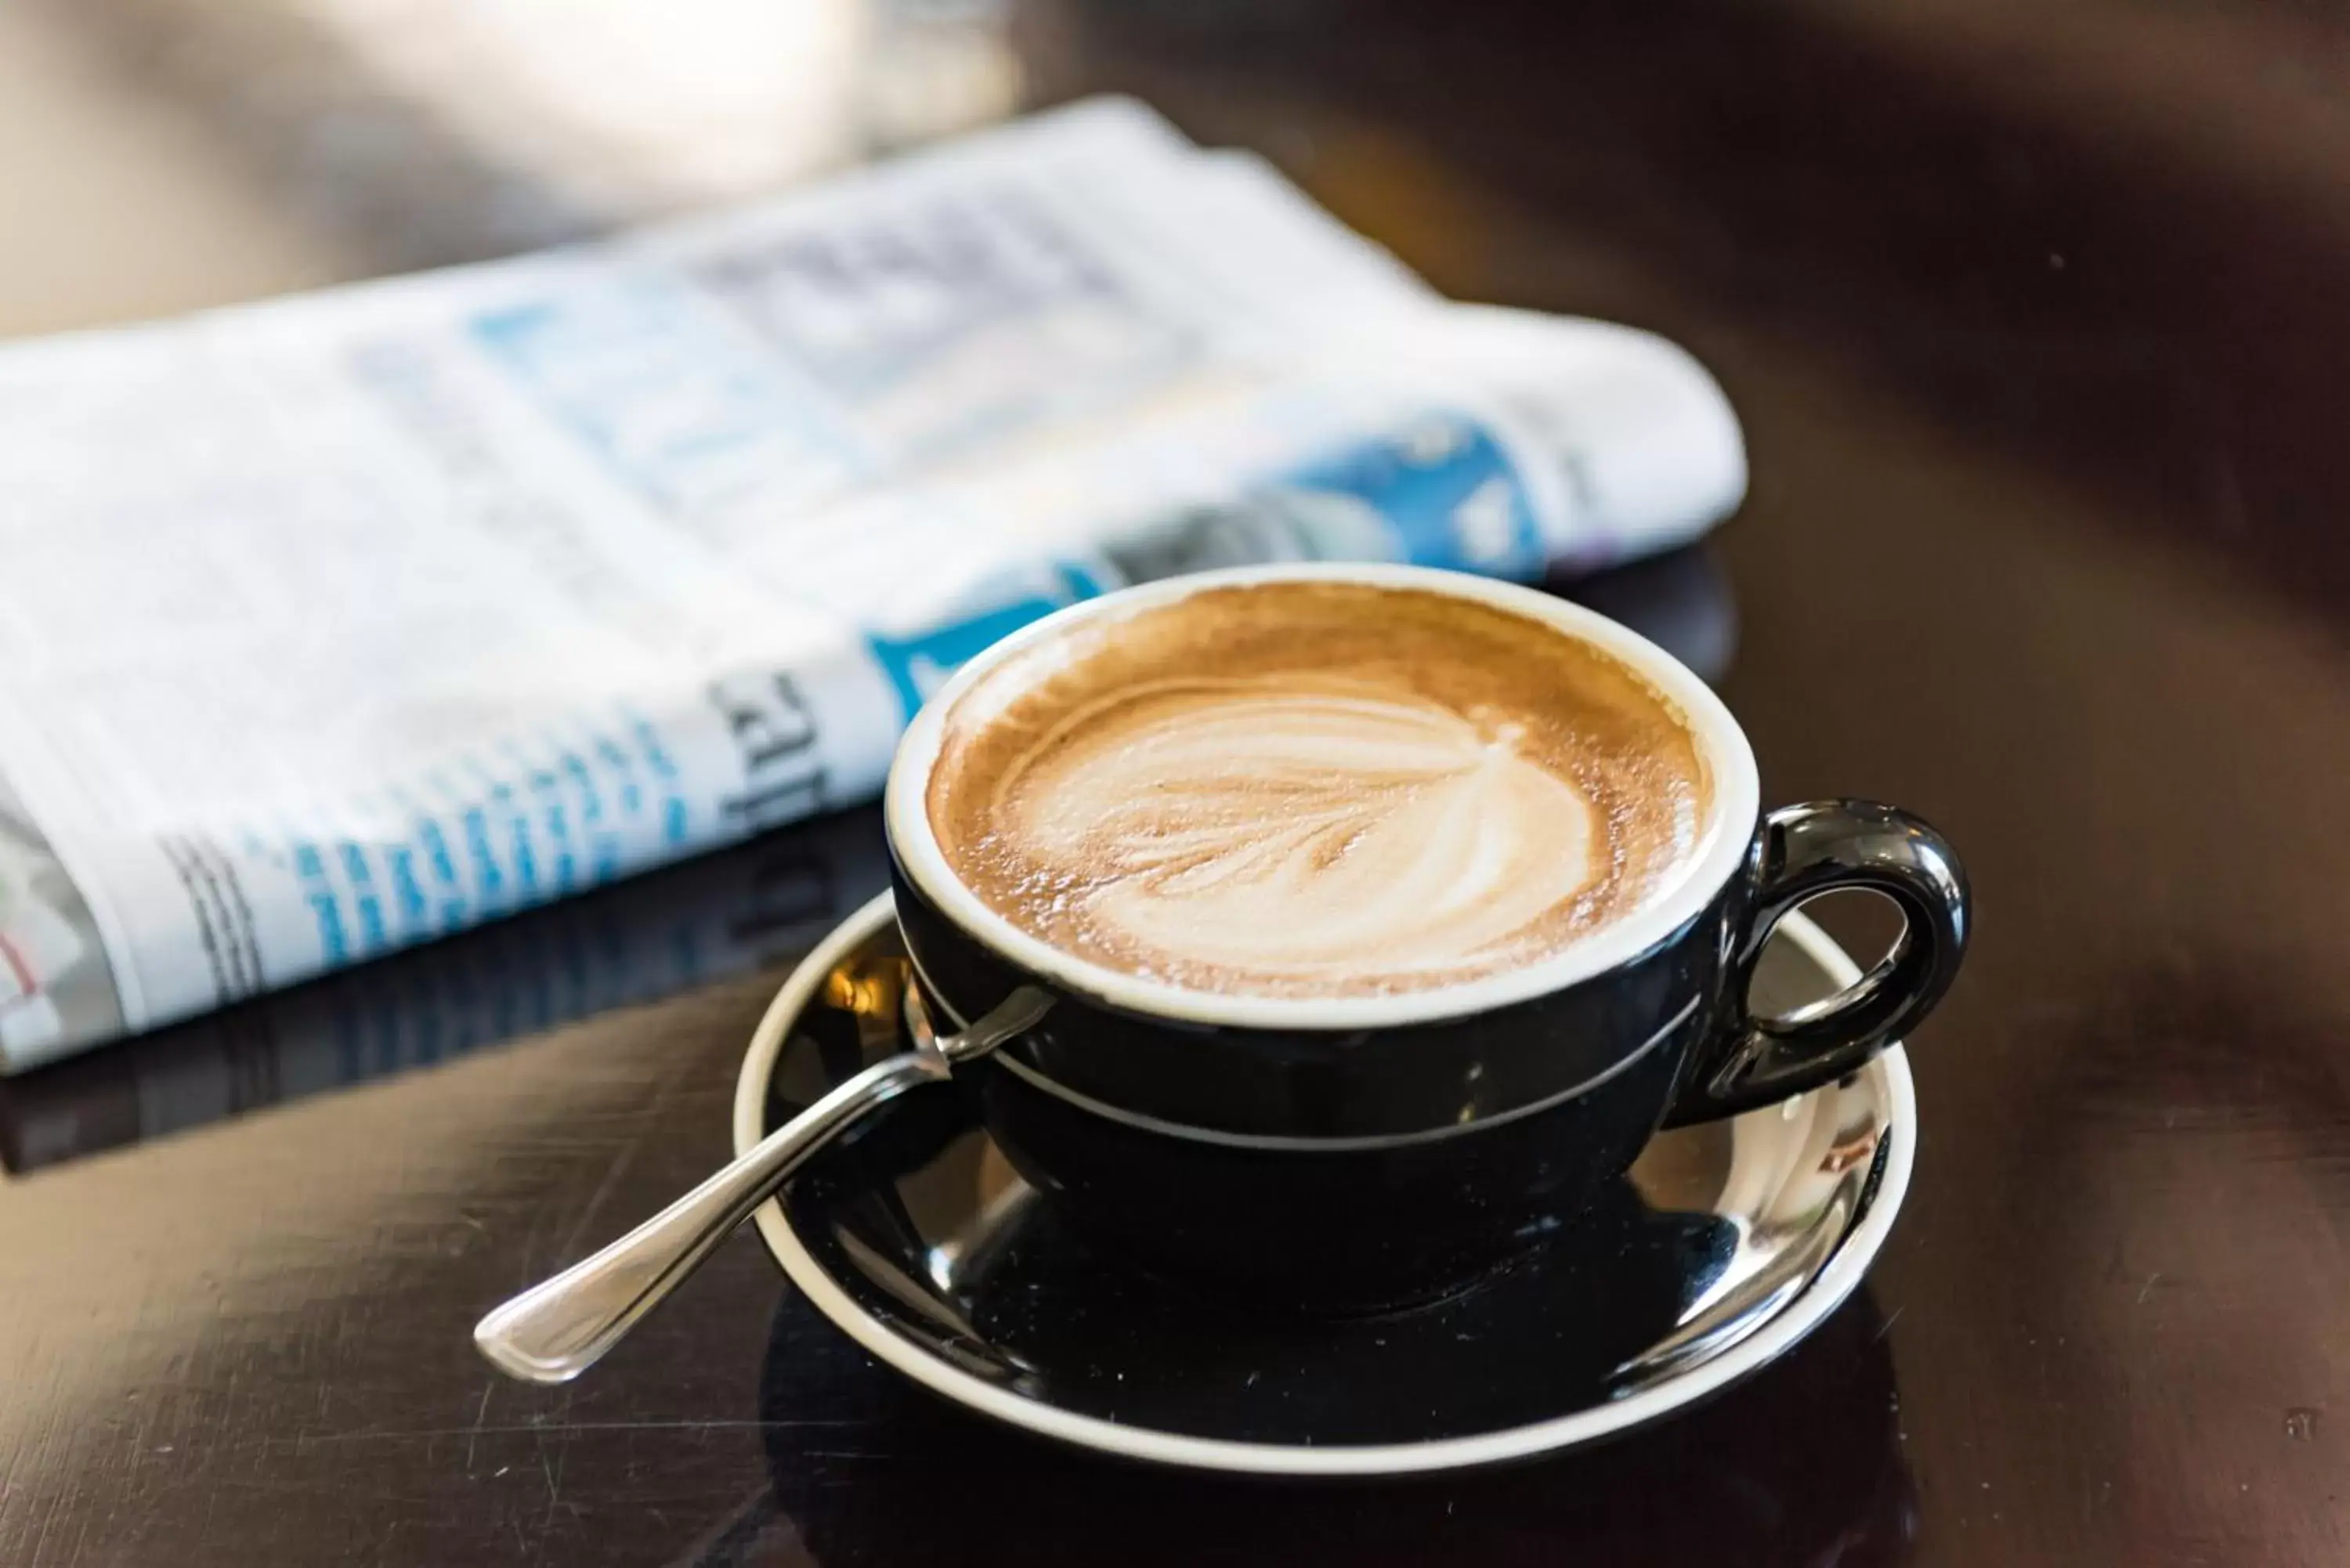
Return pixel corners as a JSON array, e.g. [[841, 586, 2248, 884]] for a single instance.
[[0, 99, 1744, 1071]]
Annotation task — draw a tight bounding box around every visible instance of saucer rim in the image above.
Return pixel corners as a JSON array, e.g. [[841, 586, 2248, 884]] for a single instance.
[[735, 890, 1914, 1478]]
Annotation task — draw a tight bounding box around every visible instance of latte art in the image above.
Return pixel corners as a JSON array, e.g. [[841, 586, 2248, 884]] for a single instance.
[[1000, 678, 1598, 983], [926, 581, 1712, 999]]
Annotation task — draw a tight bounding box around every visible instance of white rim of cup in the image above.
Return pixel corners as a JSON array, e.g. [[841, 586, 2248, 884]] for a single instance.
[[733, 893, 1913, 1476], [883, 562, 1764, 1031]]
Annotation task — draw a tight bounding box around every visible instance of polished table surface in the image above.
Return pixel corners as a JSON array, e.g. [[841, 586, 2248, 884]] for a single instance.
[[3, 2, 2347, 1563]]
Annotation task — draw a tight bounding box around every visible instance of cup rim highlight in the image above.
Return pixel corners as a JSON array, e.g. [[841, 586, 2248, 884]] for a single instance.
[[884, 562, 1762, 1031]]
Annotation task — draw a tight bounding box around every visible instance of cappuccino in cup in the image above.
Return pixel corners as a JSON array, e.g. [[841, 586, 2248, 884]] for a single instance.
[[923, 580, 1715, 1001]]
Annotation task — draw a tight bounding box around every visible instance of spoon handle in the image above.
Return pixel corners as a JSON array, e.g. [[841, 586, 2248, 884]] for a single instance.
[[474, 1049, 949, 1384]]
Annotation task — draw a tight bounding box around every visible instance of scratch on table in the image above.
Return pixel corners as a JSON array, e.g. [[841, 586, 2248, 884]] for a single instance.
[[538, 1440, 563, 1526], [2137, 1272, 2163, 1305], [553, 1135, 648, 1264], [533, 1397, 577, 1530], [548, 1071, 688, 1265], [464, 1382, 494, 1474]]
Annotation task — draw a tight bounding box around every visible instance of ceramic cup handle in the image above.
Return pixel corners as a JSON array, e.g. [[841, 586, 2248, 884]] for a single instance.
[[1664, 800, 1970, 1125]]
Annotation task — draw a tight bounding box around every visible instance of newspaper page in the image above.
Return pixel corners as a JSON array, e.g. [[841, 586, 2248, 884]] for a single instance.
[[0, 98, 1744, 1071]]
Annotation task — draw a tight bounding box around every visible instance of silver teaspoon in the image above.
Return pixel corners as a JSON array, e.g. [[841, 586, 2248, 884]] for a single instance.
[[472, 985, 1050, 1384]]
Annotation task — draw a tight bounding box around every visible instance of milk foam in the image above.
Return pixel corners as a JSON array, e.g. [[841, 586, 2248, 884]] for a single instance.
[[1000, 677, 1599, 983]]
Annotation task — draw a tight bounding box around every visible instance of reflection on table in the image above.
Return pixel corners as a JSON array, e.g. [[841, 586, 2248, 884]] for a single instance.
[[0, 806, 890, 1173]]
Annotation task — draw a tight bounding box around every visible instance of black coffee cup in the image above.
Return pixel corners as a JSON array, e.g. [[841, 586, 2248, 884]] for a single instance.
[[883, 564, 1969, 1311]]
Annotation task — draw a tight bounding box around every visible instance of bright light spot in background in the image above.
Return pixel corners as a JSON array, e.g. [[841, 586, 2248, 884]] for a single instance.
[[306, 0, 1022, 219]]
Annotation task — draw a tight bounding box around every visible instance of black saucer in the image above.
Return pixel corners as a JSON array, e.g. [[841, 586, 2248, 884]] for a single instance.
[[732, 893, 1912, 1476]]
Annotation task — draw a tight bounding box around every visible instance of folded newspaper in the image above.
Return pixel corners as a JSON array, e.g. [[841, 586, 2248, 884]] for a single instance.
[[0, 98, 1745, 1072]]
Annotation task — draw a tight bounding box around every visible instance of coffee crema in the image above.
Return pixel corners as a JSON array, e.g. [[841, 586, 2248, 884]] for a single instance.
[[924, 581, 1714, 999]]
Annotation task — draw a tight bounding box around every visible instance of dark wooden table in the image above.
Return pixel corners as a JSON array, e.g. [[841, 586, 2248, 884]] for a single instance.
[[4, 2, 2347, 1563]]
